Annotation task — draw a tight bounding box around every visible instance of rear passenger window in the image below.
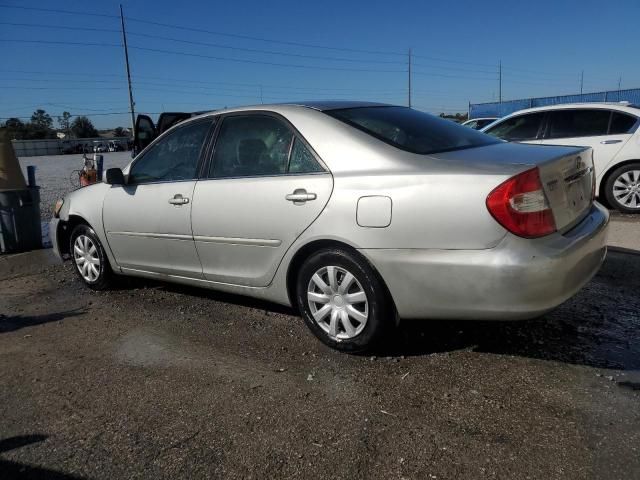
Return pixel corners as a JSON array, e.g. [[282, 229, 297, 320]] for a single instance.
[[209, 115, 325, 178], [485, 113, 544, 141], [547, 109, 610, 138], [288, 139, 324, 173], [210, 115, 293, 178], [609, 112, 637, 134]]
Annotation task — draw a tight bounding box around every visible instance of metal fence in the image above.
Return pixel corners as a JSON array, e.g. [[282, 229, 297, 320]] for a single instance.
[[469, 88, 640, 119], [11, 137, 129, 157]]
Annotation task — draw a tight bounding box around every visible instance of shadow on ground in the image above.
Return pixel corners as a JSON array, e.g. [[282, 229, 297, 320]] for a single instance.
[[113, 250, 640, 371], [382, 250, 640, 370], [0, 309, 87, 334], [0, 434, 85, 480]]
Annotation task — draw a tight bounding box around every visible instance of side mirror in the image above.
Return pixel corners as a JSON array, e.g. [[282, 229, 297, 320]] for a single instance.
[[105, 168, 125, 185]]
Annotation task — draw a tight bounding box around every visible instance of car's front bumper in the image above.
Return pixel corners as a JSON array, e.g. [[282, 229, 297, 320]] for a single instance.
[[361, 202, 609, 320], [49, 217, 63, 262]]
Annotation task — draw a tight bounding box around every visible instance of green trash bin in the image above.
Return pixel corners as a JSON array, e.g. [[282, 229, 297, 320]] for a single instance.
[[0, 186, 42, 253]]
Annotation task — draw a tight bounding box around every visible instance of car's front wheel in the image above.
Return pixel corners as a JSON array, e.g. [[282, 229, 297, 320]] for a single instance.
[[296, 248, 392, 352], [69, 224, 114, 290], [605, 163, 640, 213]]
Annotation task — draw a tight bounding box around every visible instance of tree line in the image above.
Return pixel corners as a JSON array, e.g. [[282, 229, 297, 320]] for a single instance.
[[2, 110, 129, 140]]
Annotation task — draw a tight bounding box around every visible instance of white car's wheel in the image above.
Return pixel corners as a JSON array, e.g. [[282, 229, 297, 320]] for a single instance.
[[605, 163, 640, 213]]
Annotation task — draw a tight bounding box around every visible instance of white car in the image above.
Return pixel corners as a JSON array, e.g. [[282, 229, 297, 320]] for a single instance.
[[482, 103, 640, 213], [461, 117, 498, 130]]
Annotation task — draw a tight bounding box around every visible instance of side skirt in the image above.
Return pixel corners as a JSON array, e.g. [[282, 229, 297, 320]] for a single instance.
[[118, 267, 290, 306]]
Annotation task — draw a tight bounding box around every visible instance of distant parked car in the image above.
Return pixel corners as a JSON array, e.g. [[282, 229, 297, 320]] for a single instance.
[[482, 103, 640, 213], [462, 117, 498, 130], [93, 142, 107, 153], [50, 101, 608, 352], [108, 140, 124, 152]]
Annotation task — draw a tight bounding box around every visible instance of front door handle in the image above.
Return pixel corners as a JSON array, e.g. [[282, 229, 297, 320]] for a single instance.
[[285, 188, 317, 204], [600, 139, 623, 144], [168, 194, 189, 205]]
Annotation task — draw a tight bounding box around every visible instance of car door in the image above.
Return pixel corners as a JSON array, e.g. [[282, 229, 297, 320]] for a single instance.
[[537, 109, 636, 177], [482, 112, 546, 144], [103, 118, 214, 277], [191, 113, 333, 287]]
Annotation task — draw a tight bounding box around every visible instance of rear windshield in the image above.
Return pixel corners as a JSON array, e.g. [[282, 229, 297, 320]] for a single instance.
[[326, 106, 500, 154]]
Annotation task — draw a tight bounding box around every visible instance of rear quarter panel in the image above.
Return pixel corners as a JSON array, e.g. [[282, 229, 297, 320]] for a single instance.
[[296, 168, 510, 250]]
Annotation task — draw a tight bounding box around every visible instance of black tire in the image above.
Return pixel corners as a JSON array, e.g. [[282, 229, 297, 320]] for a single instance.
[[604, 163, 640, 214], [69, 224, 114, 290], [295, 248, 393, 353]]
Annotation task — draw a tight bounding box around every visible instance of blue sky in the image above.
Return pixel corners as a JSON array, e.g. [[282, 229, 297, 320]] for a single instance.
[[1, 0, 638, 128]]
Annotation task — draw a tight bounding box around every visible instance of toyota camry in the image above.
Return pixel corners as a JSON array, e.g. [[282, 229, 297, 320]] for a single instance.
[[50, 101, 609, 352]]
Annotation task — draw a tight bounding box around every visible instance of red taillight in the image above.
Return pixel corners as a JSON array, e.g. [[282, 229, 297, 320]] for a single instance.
[[486, 167, 557, 239]]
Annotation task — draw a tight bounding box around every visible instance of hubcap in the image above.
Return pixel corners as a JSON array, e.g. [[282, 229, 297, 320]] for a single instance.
[[73, 234, 101, 282], [613, 170, 640, 209], [307, 266, 369, 340]]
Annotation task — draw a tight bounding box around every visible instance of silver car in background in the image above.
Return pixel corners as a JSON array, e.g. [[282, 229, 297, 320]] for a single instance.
[[50, 101, 608, 352]]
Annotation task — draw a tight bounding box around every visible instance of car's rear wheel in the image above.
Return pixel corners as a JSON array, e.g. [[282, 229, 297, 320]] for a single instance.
[[296, 248, 392, 352], [70, 224, 113, 290], [605, 163, 640, 213]]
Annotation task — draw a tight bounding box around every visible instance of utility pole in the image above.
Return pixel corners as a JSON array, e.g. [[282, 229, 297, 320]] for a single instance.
[[498, 60, 502, 103], [580, 70, 584, 95], [260, 85, 263, 104], [407, 48, 412, 108], [120, 4, 136, 133]]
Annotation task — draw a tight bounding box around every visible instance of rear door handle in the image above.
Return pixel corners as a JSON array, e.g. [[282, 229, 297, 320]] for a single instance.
[[168, 194, 189, 205], [600, 139, 623, 144], [286, 188, 317, 204]]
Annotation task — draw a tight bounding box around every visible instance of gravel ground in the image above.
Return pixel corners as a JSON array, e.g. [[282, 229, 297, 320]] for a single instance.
[[1, 248, 639, 479], [18, 152, 131, 220]]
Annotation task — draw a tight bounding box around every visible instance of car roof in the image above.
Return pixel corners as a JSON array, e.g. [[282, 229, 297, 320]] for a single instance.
[[503, 102, 640, 117], [278, 100, 394, 111], [189, 101, 396, 119]]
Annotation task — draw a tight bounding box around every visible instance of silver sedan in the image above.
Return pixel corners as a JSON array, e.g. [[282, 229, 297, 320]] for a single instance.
[[50, 101, 609, 352]]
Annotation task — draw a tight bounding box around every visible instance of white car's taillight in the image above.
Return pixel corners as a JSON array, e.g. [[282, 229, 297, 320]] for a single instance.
[[486, 167, 557, 238]]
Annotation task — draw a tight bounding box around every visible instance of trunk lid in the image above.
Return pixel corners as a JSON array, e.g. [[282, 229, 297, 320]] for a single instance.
[[434, 141, 595, 233], [537, 146, 594, 232]]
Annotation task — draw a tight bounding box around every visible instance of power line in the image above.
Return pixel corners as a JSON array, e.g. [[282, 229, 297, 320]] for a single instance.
[[0, 20, 408, 65], [0, 21, 120, 33], [0, 39, 121, 48], [0, 69, 406, 92], [0, 4, 118, 18], [128, 45, 407, 73], [0, 85, 125, 90], [125, 16, 406, 57], [0, 39, 406, 73], [127, 31, 407, 65], [413, 62, 497, 75], [412, 70, 496, 81], [412, 53, 496, 68], [0, 112, 145, 120]]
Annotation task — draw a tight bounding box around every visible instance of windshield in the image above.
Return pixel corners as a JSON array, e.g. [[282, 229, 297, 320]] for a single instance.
[[326, 106, 500, 154]]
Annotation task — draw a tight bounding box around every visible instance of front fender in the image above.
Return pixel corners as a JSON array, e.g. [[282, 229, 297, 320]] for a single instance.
[[55, 183, 120, 272]]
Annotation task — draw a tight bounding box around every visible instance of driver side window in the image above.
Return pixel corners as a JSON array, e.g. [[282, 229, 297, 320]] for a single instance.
[[129, 120, 212, 184]]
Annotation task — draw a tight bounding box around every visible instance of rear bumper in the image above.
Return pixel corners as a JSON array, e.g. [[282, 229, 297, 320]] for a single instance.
[[361, 202, 609, 320]]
